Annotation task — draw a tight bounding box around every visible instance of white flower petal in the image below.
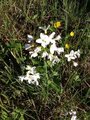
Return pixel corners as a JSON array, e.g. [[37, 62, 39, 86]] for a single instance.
[[50, 44, 57, 54], [26, 65, 32, 71], [54, 35, 61, 41], [34, 47, 41, 53], [18, 76, 25, 82], [71, 115, 77, 120], [36, 38, 42, 43], [40, 33, 47, 40], [31, 52, 38, 58], [49, 32, 55, 39], [73, 61, 78, 67], [57, 47, 64, 54], [52, 56, 60, 64], [24, 44, 31, 50], [27, 35, 33, 43], [75, 49, 80, 58], [42, 52, 48, 58], [48, 54, 53, 61], [39, 25, 50, 34]]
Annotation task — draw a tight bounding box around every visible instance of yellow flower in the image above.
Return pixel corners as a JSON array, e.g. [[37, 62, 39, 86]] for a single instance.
[[65, 43, 70, 49], [54, 21, 61, 28], [70, 31, 74, 37]]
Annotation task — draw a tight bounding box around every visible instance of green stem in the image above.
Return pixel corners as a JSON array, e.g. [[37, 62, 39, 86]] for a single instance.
[[44, 60, 49, 102]]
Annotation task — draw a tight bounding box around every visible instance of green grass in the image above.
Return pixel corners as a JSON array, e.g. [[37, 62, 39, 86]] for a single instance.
[[0, 0, 90, 120]]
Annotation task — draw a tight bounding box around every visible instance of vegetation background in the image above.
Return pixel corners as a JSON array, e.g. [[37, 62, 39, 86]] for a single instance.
[[0, 0, 90, 119]]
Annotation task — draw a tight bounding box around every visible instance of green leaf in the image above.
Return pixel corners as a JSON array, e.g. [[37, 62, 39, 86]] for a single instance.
[[48, 80, 61, 93], [1, 110, 10, 120], [12, 108, 25, 120]]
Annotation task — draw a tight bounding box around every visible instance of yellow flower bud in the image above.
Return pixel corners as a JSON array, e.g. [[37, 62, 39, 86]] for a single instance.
[[65, 44, 70, 49], [70, 31, 74, 37]]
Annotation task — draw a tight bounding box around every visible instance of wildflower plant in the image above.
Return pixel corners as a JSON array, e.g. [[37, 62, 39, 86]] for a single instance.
[[25, 25, 80, 67], [0, 0, 89, 119], [18, 65, 40, 86], [21, 25, 81, 90], [27, 30, 64, 66]]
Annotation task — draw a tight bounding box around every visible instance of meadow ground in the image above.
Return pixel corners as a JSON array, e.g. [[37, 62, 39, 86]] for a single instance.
[[0, 0, 90, 119]]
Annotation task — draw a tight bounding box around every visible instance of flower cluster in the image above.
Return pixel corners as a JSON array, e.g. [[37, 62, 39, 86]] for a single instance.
[[27, 32, 64, 65], [69, 110, 77, 120], [65, 50, 80, 67], [24, 25, 80, 67], [19, 25, 81, 86], [18, 65, 40, 86]]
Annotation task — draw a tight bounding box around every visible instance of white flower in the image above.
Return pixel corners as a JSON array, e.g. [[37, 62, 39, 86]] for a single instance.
[[18, 76, 25, 82], [52, 56, 60, 65], [70, 50, 77, 59], [34, 47, 41, 53], [54, 35, 61, 41], [50, 43, 57, 54], [48, 54, 60, 64], [18, 66, 40, 86], [69, 110, 77, 120], [48, 54, 54, 61], [49, 32, 61, 44], [73, 61, 78, 67], [49, 32, 55, 39], [29, 51, 38, 58], [75, 49, 80, 58], [71, 115, 77, 120], [36, 32, 61, 48], [29, 47, 41, 58], [31, 73, 40, 85], [69, 110, 76, 115], [42, 51, 48, 58], [24, 44, 31, 50], [50, 43, 64, 55], [26, 65, 32, 71], [65, 50, 80, 67], [36, 33, 51, 48], [26, 66, 36, 74], [57, 47, 64, 54], [65, 54, 72, 62], [65, 50, 77, 62], [27, 35, 33, 43], [27, 73, 40, 86]]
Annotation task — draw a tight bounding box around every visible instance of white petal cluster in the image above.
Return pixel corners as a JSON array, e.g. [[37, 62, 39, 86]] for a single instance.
[[42, 52, 60, 65], [25, 32, 63, 65], [25, 30, 80, 67], [48, 54, 60, 65], [50, 44, 64, 55], [18, 65, 40, 86], [35, 32, 63, 65], [65, 50, 80, 67], [69, 110, 77, 120], [29, 47, 41, 58], [36, 33, 51, 48], [36, 32, 61, 48], [42, 51, 48, 58]]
